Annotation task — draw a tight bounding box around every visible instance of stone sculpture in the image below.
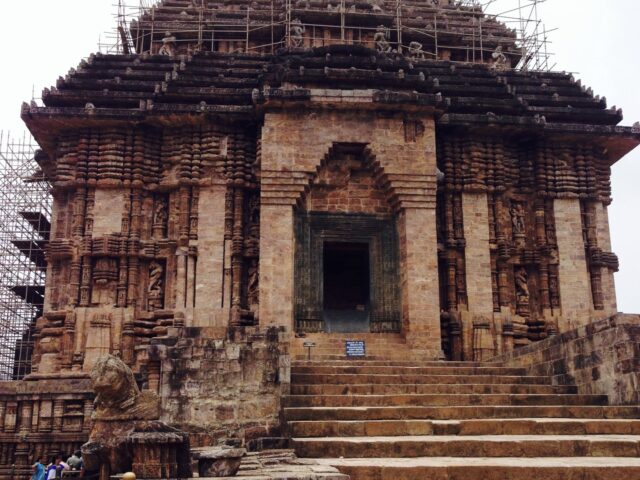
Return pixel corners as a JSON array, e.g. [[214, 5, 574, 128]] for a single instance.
[[82, 355, 189, 480], [374, 25, 391, 53], [159, 32, 177, 56], [290, 19, 305, 48], [491, 45, 509, 70], [515, 268, 529, 299], [409, 41, 426, 60], [510, 203, 526, 235], [148, 261, 164, 311]]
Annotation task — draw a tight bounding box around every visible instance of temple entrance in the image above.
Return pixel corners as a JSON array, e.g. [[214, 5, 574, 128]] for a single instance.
[[323, 242, 371, 333], [294, 212, 400, 333]]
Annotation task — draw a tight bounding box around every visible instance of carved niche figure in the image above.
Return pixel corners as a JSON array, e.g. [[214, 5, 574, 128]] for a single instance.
[[247, 259, 259, 308], [490, 45, 509, 71], [374, 25, 392, 53], [515, 268, 530, 299], [409, 41, 426, 61], [159, 32, 177, 56], [515, 267, 530, 317], [290, 18, 305, 48], [510, 202, 526, 236], [148, 261, 165, 311], [152, 197, 168, 238]]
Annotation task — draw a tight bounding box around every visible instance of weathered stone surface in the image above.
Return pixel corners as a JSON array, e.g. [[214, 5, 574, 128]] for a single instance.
[[496, 314, 640, 405], [149, 326, 289, 445], [91, 355, 159, 421], [83, 355, 190, 479], [212, 450, 349, 480], [193, 447, 246, 477]]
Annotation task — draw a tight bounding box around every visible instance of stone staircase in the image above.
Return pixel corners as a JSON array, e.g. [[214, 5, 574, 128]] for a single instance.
[[284, 360, 640, 479]]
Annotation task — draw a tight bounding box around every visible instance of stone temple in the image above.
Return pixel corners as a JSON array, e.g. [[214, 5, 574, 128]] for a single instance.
[[2, 0, 640, 478]]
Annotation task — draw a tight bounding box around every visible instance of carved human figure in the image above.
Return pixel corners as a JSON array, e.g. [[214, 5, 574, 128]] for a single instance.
[[159, 32, 177, 56], [491, 45, 509, 71], [290, 19, 305, 48], [153, 199, 168, 227], [148, 261, 164, 311], [152, 197, 168, 238], [247, 259, 259, 306], [515, 267, 530, 299], [510, 203, 526, 235], [374, 25, 391, 53], [409, 41, 426, 61]]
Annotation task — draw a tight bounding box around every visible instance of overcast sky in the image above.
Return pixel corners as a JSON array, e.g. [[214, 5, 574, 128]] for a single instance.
[[0, 0, 638, 312]]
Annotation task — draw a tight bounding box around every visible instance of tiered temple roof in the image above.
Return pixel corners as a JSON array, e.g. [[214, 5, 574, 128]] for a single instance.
[[24, 44, 639, 163]]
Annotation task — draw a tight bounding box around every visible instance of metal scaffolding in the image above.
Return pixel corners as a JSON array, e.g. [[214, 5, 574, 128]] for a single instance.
[[0, 132, 51, 380], [99, 0, 554, 71]]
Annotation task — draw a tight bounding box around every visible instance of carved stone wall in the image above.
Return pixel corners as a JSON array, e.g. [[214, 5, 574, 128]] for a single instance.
[[304, 148, 392, 215], [36, 124, 260, 376], [436, 133, 619, 360], [0, 381, 93, 479]]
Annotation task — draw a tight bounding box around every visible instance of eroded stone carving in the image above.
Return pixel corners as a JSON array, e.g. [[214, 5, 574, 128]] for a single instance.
[[515, 267, 530, 317], [510, 202, 526, 236], [374, 25, 391, 53], [82, 356, 189, 480], [290, 19, 305, 48], [159, 32, 177, 56], [148, 261, 165, 312], [152, 196, 168, 238], [490, 45, 509, 71], [409, 41, 426, 61], [90, 354, 159, 421], [247, 259, 259, 307]]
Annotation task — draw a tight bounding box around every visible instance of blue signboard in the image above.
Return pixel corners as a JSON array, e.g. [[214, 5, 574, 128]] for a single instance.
[[345, 340, 366, 357]]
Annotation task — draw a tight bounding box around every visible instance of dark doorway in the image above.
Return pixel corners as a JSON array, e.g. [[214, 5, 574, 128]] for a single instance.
[[323, 242, 370, 332]]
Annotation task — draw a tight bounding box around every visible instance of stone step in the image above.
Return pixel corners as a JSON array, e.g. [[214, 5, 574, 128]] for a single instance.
[[294, 355, 437, 361], [293, 361, 494, 367], [291, 373, 552, 385], [315, 457, 640, 480], [293, 435, 640, 458], [290, 383, 576, 396], [282, 393, 608, 408], [283, 405, 640, 422], [292, 365, 529, 375], [288, 418, 640, 438]]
